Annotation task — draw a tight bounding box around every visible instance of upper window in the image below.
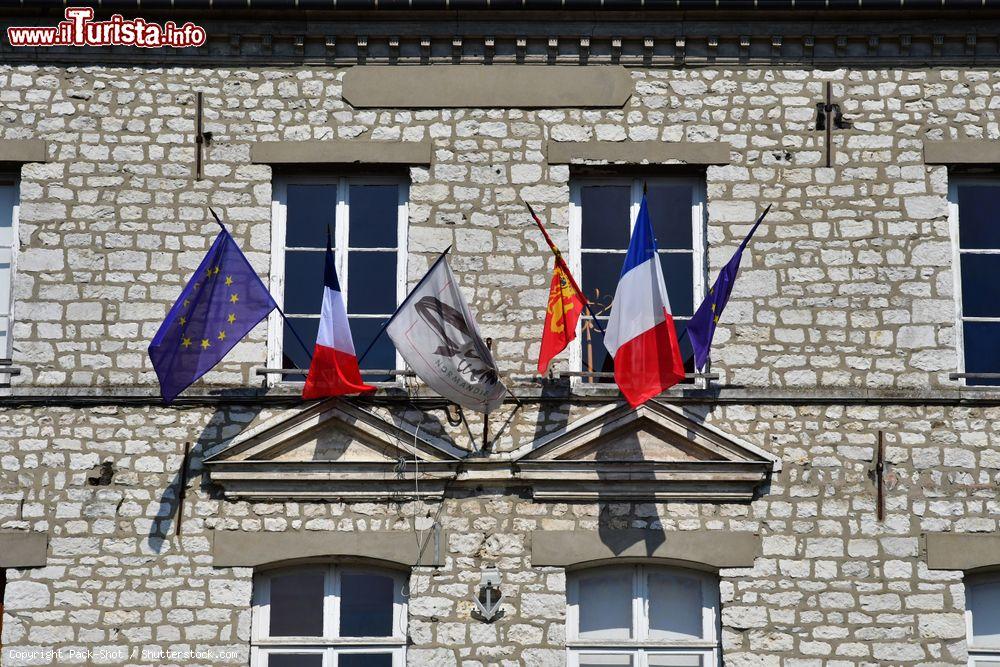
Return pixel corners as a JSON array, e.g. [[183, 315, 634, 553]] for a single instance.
[[569, 177, 705, 381], [251, 564, 407, 667], [950, 180, 1000, 386], [567, 565, 720, 667], [0, 175, 18, 360], [269, 176, 407, 382], [968, 573, 1000, 666]]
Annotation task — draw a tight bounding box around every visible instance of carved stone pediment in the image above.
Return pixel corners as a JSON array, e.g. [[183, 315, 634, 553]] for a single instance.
[[510, 401, 780, 501], [204, 400, 463, 499]]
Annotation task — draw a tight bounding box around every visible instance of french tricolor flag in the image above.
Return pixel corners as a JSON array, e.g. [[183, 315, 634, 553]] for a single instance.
[[302, 235, 376, 400], [604, 194, 686, 407]]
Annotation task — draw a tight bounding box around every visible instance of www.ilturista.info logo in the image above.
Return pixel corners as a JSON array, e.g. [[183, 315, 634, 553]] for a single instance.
[[7, 7, 206, 48]]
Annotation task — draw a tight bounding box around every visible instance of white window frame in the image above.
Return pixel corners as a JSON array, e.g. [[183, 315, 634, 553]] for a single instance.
[[0, 173, 20, 362], [947, 177, 1000, 386], [567, 176, 707, 383], [967, 571, 1000, 666], [268, 175, 408, 384], [566, 564, 720, 667], [251, 564, 408, 667]]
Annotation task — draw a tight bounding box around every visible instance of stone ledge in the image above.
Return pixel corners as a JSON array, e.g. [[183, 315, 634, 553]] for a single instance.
[[343, 65, 632, 109], [547, 140, 730, 165], [251, 139, 432, 165], [212, 530, 445, 568], [924, 140, 1000, 164], [926, 533, 1000, 571], [531, 529, 760, 569], [0, 532, 48, 567], [0, 139, 47, 163]]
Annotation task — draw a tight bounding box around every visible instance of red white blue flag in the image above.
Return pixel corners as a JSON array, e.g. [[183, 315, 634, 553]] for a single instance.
[[302, 234, 375, 399], [603, 194, 686, 407]]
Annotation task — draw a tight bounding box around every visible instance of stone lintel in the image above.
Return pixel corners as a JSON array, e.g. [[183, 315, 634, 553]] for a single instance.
[[212, 530, 444, 568], [531, 529, 760, 569], [547, 140, 730, 165], [924, 140, 1000, 164], [926, 533, 1000, 571], [251, 139, 432, 165], [343, 65, 632, 109], [0, 139, 47, 163], [0, 532, 48, 567]]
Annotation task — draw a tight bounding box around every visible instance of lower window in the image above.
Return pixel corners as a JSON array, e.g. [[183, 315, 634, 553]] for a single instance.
[[251, 565, 407, 667], [968, 572, 1000, 666], [567, 565, 720, 667]]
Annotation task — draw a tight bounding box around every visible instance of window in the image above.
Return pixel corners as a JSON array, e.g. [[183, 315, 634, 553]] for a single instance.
[[269, 176, 407, 382], [569, 177, 705, 381], [252, 565, 407, 667], [968, 573, 1000, 666], [0, 175, 18, 360], [567, 565, 720, 667], [950, 179, 1000, 386]]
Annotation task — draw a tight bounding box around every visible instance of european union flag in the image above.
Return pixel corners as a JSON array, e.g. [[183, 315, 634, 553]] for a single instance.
[[149, 227, 277, 402], [688, 204, 772, 372]]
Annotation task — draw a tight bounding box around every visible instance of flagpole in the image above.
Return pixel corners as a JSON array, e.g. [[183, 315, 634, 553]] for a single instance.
[[208, 208, 313, 363], [356, 245, 453, 365], [520, 198, 606, 335]]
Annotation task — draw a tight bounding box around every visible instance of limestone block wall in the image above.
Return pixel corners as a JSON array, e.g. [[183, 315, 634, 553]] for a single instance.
[[0, 64, 982, 391], [2, 402, 998, 665]]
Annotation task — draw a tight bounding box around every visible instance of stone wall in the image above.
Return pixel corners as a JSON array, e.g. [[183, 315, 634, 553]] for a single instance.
[[2, 401, 999, 665]]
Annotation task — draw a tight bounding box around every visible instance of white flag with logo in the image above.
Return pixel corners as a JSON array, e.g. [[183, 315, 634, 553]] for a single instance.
[[387, 254, 506, 413]]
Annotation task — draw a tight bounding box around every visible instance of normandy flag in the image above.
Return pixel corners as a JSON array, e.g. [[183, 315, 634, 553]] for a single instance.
[[149, 220, 277, 403]]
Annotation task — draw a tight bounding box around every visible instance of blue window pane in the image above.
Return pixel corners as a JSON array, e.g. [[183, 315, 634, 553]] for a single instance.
[[349, 184, 399, 248], [958, 185, 1000, 249], [961, 254, 1000, 317], [647, 183, 694, 249], [581, 252, 625, 313], [660, 252, 694, 317], [339, 655, 393, 667], [283, 251, 325, 315], [269, 655, 323, 667], [347, 252, 397, 315], [268, 571, 325, 637], [964, 321, 1000, 386], [580, 318, 613, 380], [282, 317, 318, 380], [339, 573, 395, 637], [350, 317, 395, 378], [674, 318, 695, 378], [287, 184, 336, 249], [581, 186, 630, 250]]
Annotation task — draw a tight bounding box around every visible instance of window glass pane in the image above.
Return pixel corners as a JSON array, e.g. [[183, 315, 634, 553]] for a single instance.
[[576, 570, 632, 640], [339, 572, 395, 637], [972, 580, 1000, 647], [349, 184, 399, 248], [647, 656, 702, 667], [347, 252, 397, 315], [283, 251, 326, 315], [958, 185, 1000, 249], [647, 571, 705, 641], [349, 317, 395, 378], [0, 184, 14, 247], [338, 653, 394, 667], [268, 571, 325, 637], [282, 317, 319, 380], [287, 184, 336, 248], [647, 183, 694, 249], [577, 655, 633, 667], [581, 252, 625, 310], [581, 186, 630, 250], [660, 252, 694, 316], [961, 254, 1000, 317], [963, 322, 1000, 386], [580, 319, 613, 379], [268, 654, 324, 667]]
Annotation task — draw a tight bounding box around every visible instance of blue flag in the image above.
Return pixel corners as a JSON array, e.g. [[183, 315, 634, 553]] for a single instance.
[[688, 204, 771, 372], [149, 228, 277, 402]]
